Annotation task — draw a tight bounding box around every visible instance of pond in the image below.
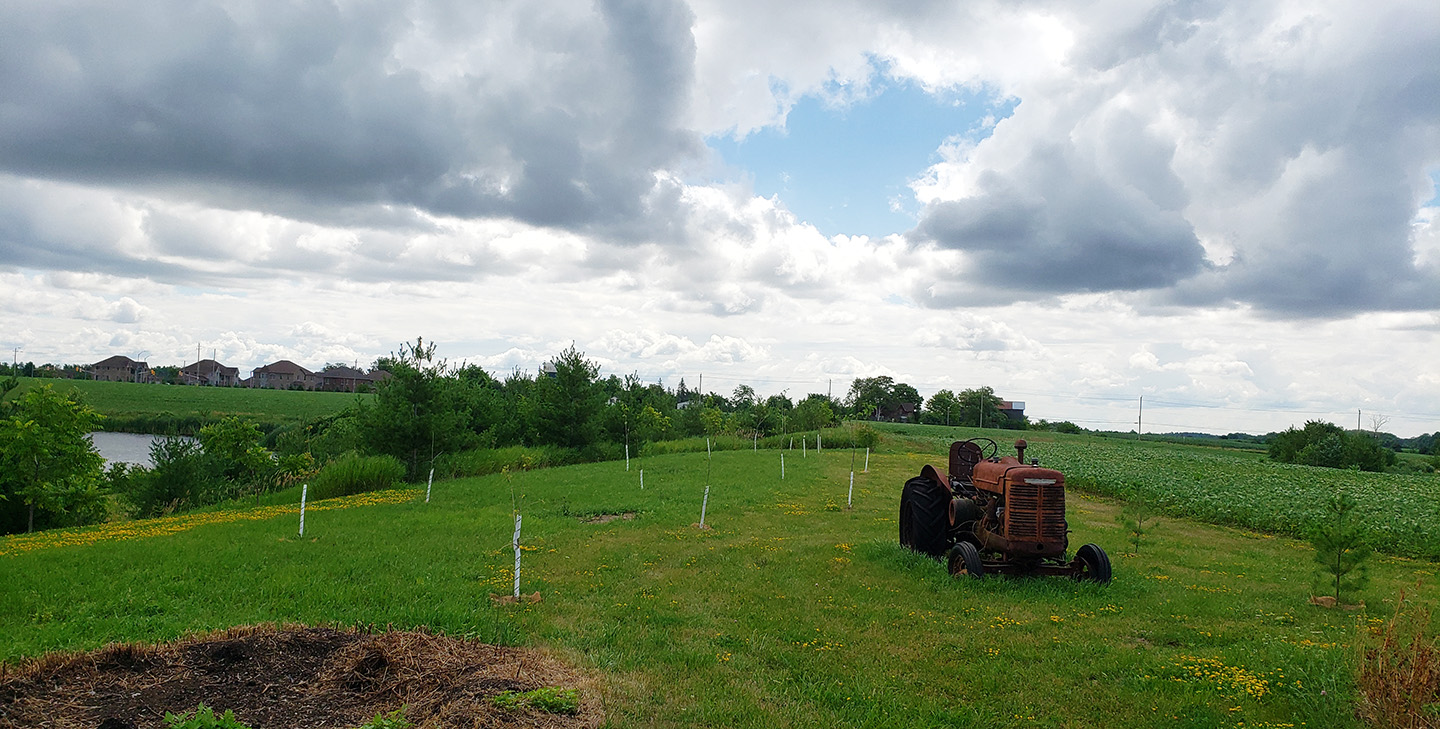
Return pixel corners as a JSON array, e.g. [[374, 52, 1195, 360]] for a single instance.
[[87, 432, 191, 467]]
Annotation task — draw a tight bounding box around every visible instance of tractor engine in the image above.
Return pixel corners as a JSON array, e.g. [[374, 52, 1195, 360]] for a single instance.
[[968, 454, 1068, 559]]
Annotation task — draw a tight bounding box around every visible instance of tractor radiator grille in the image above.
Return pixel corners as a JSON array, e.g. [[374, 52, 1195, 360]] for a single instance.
[[1006, 483, 1066, 540]]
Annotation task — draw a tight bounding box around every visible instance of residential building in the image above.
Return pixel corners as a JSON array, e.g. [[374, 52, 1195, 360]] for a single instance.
[[179, 359, 240, 387], [91, 355, 154, 383], [250, 360, 316, 390], [317, 366, 391, 393]]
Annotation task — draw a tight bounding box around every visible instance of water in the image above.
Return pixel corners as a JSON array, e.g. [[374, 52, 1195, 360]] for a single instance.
[[87, 432, 188, 467]]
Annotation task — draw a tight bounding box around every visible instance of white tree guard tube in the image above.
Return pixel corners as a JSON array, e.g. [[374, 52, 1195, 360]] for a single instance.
[[512, 513, 523, 598]]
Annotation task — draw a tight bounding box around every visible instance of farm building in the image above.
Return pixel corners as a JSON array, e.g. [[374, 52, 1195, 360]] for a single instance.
[[1000, 400, 1026, 422]]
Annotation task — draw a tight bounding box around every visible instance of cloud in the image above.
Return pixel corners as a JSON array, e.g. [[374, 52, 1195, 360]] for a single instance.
[[0, 0, 703, 239], [904, 0, 1440, 315]]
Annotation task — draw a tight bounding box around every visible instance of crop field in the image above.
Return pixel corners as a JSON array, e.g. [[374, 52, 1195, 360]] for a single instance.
[[8, 377, 366, 429], [875, 424, 1440, 561], [4, 439, 1437, 728]]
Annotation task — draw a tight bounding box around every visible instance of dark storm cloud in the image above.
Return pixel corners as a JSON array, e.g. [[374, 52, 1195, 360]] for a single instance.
[[0, 0, 701, 239], [910, 142, 1209, 301]]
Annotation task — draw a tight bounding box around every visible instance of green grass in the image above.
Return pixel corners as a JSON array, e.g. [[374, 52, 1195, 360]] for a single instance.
[[7, 377, 366, 432], [4, 441, 1437, 727]]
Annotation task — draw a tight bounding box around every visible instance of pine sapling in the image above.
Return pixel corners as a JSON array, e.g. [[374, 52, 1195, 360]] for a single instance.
[[1118, 499, 1160, 555], [1311, 491, 1371, 605]]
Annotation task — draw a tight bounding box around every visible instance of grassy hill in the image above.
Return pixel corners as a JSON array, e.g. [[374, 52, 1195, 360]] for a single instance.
[[4, 440, 1435, 727], [6, 377, 366, 432]]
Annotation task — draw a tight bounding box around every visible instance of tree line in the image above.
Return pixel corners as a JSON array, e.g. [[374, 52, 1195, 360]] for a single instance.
[[5, 339, 1432, 535]]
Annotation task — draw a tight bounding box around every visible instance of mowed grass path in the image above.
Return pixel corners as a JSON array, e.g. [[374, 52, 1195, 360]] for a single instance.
[[3, 446, 1435, 728], [9, 377, 365, 426]]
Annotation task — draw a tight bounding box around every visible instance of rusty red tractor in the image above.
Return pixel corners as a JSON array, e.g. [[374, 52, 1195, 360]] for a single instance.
[[899, 438, 1111, 582]]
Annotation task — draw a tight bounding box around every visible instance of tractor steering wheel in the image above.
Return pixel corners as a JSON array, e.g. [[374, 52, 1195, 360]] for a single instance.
[[959, 437, 998, 464]]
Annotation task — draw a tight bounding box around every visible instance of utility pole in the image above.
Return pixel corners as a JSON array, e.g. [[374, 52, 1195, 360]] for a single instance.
[[1136, 396, 1144, 439]]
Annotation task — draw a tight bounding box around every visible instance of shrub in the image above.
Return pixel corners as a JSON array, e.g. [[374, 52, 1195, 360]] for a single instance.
[[308, 452, 405, 500], [1269, 420, 1396, 472], [124, 436, 222, 517]]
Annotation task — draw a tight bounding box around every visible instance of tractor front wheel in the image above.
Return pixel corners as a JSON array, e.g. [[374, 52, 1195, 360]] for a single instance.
[[947, 542, 984, 578], [1074, 543, 1112, 584]]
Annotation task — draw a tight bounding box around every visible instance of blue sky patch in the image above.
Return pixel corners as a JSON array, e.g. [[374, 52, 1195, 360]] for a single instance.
[[708, 81, 1013, 239]]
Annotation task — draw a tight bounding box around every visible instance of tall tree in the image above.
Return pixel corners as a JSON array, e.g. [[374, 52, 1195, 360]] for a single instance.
[[957, 386, 1005, 428], [359, 337, 473, 479], [922, 389, 961, 425], [845, 376, 894, 419], [533, 345, 604, 449]]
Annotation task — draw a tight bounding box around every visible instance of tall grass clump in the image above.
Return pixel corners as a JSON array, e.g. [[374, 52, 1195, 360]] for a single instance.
[[433, 445, 578, 479], [308, 452, 405, 499], [1356, 587, 1440, 728]]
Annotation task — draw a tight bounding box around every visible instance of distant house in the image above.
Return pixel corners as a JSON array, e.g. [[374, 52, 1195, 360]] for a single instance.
[[876, 402, 919, 423], [91, 355, 155, 383], [250, 360, 316, 390], [179, 359, 239, 387], [318, 366, 392, 393], [1000, 400, 1026, 422]]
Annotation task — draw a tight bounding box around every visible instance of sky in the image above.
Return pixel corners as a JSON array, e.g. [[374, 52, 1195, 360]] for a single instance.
[[1, 0, 1438, 437]]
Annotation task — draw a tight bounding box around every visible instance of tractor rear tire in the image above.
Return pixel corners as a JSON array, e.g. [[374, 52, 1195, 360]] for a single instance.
[[1075, 543, 1112, 584], [947, 542, 984, 578], [898, 486, 915, 549], [900, 475, 951, 557]]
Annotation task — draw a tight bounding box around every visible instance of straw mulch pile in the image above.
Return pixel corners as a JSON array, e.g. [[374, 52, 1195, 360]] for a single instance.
[[0, 624, 601, 729]]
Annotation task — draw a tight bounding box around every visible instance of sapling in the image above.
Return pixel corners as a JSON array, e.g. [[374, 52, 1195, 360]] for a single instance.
[[1118, 499, 1159, 554], [1311, 491, 1371, 605]]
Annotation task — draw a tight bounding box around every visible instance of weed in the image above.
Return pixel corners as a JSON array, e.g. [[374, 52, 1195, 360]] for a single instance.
[[1356, 586, 1440, 728], [490, 686, 580, 715], [164, 703, 252, 729], [353, 706, 412, 729]]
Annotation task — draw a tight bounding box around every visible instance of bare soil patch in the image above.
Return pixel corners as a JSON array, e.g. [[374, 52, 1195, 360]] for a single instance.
[[0, 625, 600, 729], [580, 512, 635, 525]]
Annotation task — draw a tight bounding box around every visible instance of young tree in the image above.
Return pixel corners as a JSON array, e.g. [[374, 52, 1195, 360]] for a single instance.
[[0, 385, 105, 533], [1311, 491, 1371, 605], [791, 395, 835, 432]]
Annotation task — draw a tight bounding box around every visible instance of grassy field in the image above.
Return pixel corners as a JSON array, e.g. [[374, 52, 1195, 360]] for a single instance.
[[3, 439, 1436, 727], [7, 377, 366, 430]]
